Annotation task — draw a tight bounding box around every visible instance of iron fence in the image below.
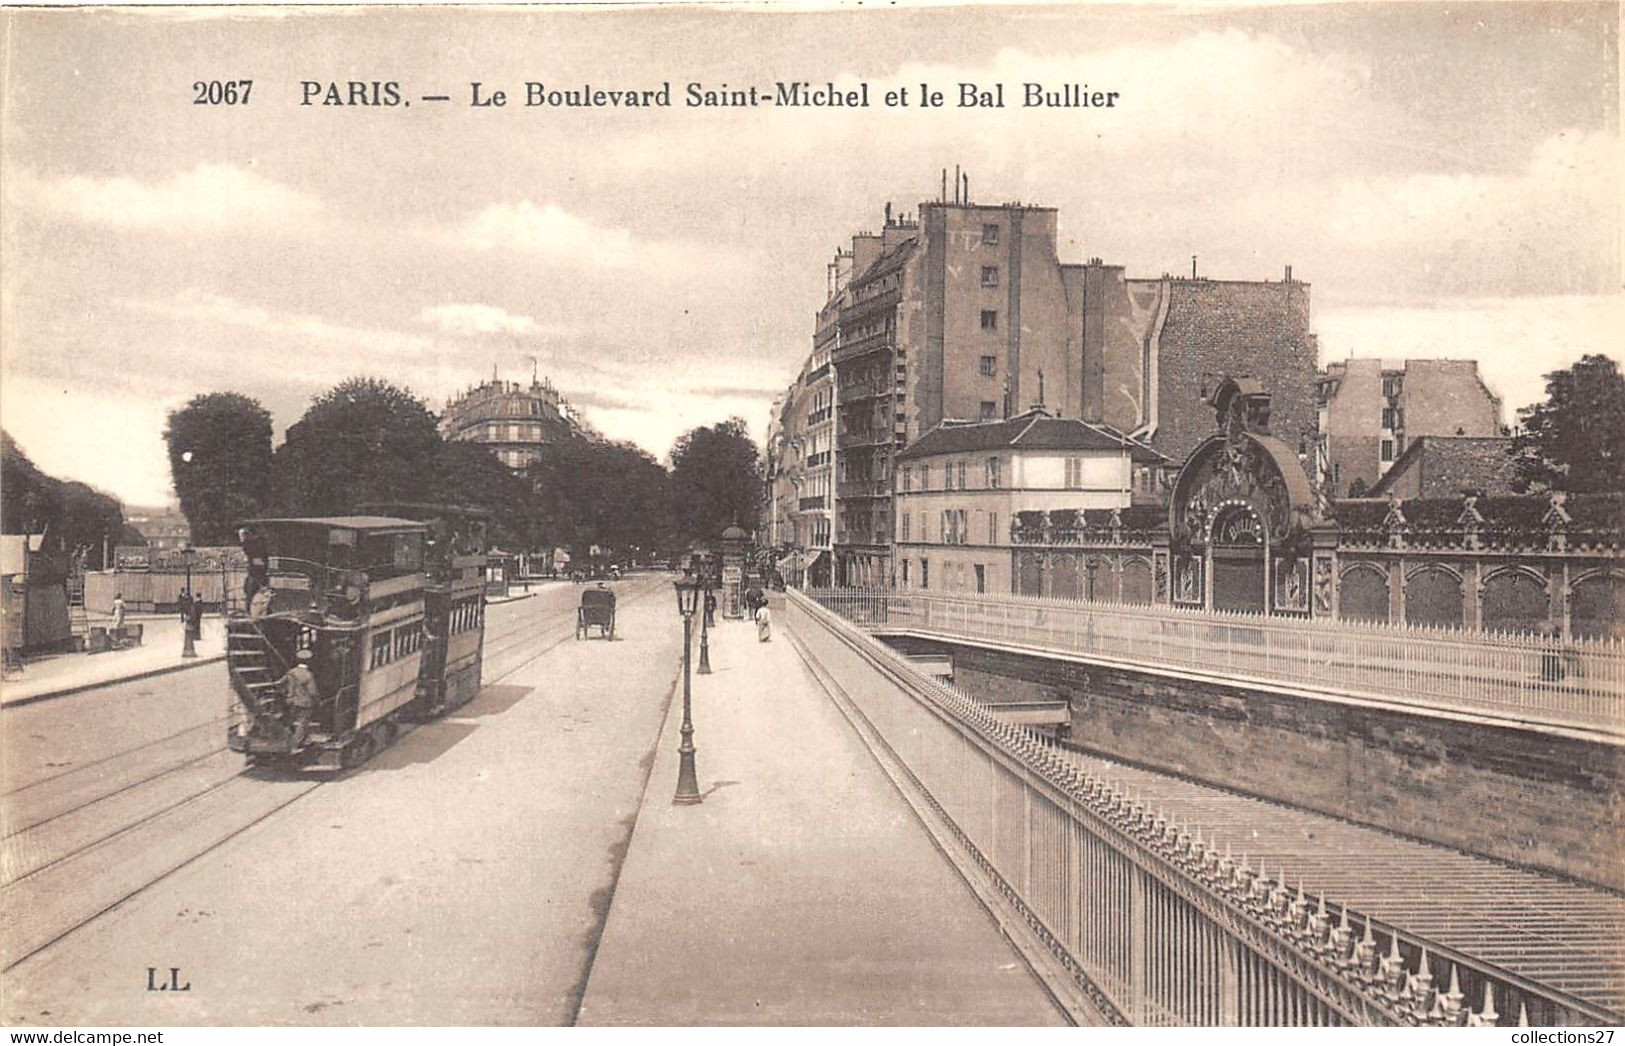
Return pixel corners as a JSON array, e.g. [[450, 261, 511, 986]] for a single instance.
[[786, 589, 1609, 1026], [804, 588, 1625, 737]]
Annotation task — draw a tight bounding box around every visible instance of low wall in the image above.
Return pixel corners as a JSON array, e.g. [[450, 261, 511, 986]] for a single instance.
[[881, 632, 1625, 893], [84, 569, 246, 613]]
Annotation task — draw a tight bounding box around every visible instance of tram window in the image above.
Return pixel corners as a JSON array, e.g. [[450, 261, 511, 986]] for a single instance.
[[371, 632, 391, 669]]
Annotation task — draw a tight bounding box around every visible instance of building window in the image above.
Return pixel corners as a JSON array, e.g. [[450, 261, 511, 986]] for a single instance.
[[922, 464, 931, 489], [981, 266, 999, 288], [975, 564, 986, 593], [979, 401, 997, 421], [921, 559, 930, 589], [988, 511, 998, 544], [1065, 457, 1083, 489], [1381, 439, 1395, 462], [986, 457, 1001, 488], [1395, 434, 1406, 455], [902, 466, 912, 492], [957, 509, 968, 545], [901, 514, 911, 541], [957, 461, 967, 488], [942, 510, 953, 544], [980, 309, 998, 331], [901, 560, 910, 586], [979, 355, 997, 376], [1383, 374, 1404, 398], [982, 224, 999, 245]]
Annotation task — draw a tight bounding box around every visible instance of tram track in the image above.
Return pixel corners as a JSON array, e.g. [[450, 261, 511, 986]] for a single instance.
[[2, 589, 612, 835], [1, 577, 667, 974]]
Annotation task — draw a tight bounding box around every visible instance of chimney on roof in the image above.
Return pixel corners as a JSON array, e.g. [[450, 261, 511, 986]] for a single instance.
[[963, 171, 970, 204], [955, 165, 961, 204], [1191, 255, 1198, 279], [1285, 264, 1293, 283], [941, 168, 947, 203], [884, 202, 892, 226]]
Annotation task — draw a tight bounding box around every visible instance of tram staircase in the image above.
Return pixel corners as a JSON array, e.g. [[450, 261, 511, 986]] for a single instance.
[[226, 617, 289, 715]]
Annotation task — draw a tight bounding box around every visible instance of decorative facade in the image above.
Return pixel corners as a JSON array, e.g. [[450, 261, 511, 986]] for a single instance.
[[1007, 377, 1622, 640]]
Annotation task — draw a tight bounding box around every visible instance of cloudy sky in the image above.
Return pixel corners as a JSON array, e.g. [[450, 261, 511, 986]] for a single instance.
[[1, 2, 1618, 506]]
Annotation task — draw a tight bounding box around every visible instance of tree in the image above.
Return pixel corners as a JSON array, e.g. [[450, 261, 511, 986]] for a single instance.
[[164, 392, 273, 545], [272, 378, 443, 515], [524, 437, 672, 556], [1511, 354, 1625, 494], [428, 440, 536, 551], [2, 431, 127, 569], [668, 417, 763, 544]]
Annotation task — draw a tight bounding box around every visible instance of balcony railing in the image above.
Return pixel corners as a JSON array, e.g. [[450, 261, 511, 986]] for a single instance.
[[838, 479, 893, 500], [838, 428, 903, 449], [806, 407, 832, 427], [807, 588, 1625, 738], [798, 495, 828, 510]]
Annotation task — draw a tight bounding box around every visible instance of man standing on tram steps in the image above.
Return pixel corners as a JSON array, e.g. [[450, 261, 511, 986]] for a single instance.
[[282, 648, 320, 747]]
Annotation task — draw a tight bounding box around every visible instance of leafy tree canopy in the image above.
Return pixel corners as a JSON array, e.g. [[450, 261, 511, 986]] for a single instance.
[[2, 430, 126, 569], [668, 417, 763, 545], [272, 378, 443, 515], [165, 392, 273, 544], [1512, 354, 1625, 494]]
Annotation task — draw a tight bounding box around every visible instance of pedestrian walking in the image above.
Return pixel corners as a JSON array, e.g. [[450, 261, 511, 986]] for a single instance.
[[754, 601, 772, 643], [110, 593, 126, 648]]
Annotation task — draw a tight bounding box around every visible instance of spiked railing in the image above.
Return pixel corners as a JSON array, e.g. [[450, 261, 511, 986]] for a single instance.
[[788, 588, 1619, 1026]]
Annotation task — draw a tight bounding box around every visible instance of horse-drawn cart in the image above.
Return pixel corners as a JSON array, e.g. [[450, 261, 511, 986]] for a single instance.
[[577, 587, 616, 640]]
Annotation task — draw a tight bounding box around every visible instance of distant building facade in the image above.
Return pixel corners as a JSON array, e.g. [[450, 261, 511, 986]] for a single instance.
[[1316, 358, 1504, 497], [124, 506, 191, 552], [893, 408, 1164, 596], [440, 375, 596, 470]]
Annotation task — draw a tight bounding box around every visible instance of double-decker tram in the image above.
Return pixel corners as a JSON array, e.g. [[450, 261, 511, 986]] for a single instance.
[[226, 511, 486, 770], [361, 503, 489, 716]]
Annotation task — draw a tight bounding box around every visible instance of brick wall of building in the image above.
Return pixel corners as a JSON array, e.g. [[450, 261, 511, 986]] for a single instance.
[[1151, 279, 1317, 468], [882, 634, 1624, 891]]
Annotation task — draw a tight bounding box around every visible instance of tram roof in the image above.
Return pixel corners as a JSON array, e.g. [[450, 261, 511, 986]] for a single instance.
[[241, 516, 429, 534], [356, 502, 493, 521]]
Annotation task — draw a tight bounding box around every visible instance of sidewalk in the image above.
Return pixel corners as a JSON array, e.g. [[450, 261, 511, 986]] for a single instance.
[[577, 600, 1065, 1026], [0, 615, 225, 707]]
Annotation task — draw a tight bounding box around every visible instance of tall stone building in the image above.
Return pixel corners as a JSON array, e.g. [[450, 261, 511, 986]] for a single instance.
[[440, 373, 597, 470], [770, 180, 1326, 589], [1316, 358, 1504, 497]]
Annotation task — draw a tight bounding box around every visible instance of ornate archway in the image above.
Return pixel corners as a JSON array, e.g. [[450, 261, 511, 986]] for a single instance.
[[1166, 378, 1317, 615]]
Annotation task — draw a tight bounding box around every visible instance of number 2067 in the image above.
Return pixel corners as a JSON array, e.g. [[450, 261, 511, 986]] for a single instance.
[[193, 80, 252, 105]]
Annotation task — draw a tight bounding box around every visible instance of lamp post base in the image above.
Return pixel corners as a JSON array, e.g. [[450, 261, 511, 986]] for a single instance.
[[182, 633, 198, 659], [673, 738, 703, 805], [698, 631, 712, 674]]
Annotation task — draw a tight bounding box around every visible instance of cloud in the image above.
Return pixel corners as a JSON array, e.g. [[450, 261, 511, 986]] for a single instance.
[[1324, 130, 1621, 297], [449, 201, 641, 267], [124, 289, 432, 358], [419, 302, 560, 337], [9, 163, 323, 235]]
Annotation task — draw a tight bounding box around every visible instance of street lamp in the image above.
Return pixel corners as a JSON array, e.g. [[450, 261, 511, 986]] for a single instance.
[[697, 568, 714, 675], [671, 577, 704, 806], [180, 543, 197, 659]]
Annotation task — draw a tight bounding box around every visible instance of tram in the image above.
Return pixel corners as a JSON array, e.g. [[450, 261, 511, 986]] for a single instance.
[[225, 509, 488, 770]]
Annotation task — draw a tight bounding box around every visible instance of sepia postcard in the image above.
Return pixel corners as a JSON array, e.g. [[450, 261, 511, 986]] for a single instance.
[[1, 0, 1621, 1032]]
